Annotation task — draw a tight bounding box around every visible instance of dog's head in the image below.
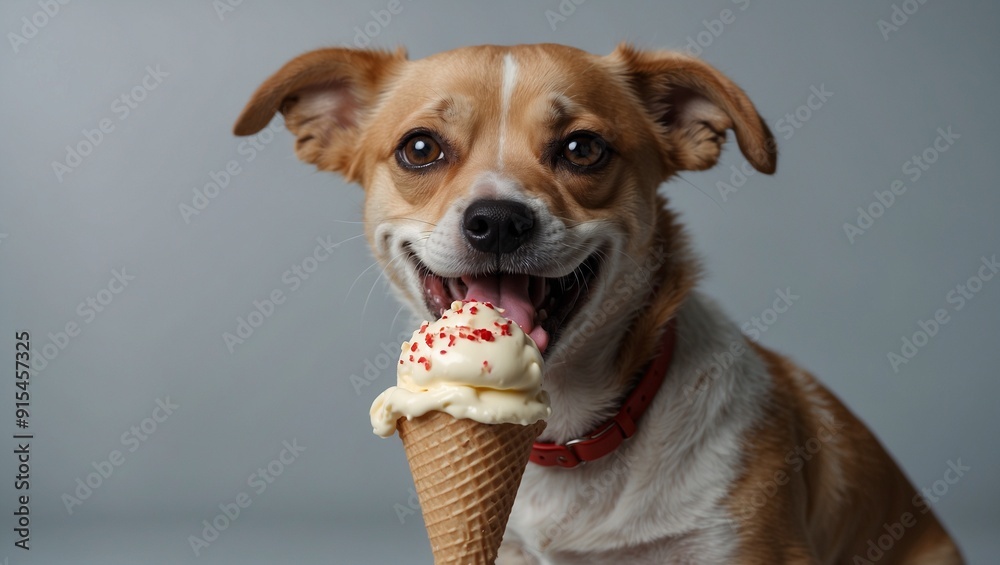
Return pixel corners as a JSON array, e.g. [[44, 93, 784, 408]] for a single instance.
[[235, 43, 775, 362]]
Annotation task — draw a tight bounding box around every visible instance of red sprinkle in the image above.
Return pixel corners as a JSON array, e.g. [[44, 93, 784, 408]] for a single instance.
[[408, 355, 414, 362], [472, 328, 494, 342], [469, 306, 478, 314], [424, 333, 434, 347], [399, 360, 403, 365], [485, 302, 495, 309], [440, 350, 447, 355], [439, 332, 446, 338], [416, 356, 430, 370], [410, 342, 418, 352], [448, 335, 456, 347], [500, 323, 512, 337], [418, 322, 428, 334]]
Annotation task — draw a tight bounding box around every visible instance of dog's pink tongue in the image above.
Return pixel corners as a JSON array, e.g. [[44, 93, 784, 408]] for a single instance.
[[461, 274, 549, 353]]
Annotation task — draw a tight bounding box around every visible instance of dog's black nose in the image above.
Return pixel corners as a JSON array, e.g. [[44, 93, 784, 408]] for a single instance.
[[462, 199, 535, 254]]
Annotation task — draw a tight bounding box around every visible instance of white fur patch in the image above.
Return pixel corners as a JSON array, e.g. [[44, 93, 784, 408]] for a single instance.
[[498, 53, 518, 169]]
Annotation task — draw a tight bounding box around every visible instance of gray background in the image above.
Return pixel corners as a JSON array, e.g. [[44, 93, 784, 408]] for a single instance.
[[1, 0, 997, 563]]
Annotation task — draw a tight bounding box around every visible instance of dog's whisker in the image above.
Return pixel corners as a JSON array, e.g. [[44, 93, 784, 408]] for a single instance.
[[346, 248, 407, 304], [586, 242, 651, 284], [361, 249, 410, 317], [675, 173, 725, 212], [389, 303, 408, 332], [344, 260, 385, 303], [388, 216, 439, 227], [330, 216, 438, 228]]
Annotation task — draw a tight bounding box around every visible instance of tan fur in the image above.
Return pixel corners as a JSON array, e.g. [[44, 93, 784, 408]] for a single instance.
[[724, 344, 963, 563], [235, 43, 962, 563]]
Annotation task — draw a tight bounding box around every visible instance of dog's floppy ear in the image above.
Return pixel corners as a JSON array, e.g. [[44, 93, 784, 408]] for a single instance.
[[233, 47, 406, 178], [610, 44, 776, 174]]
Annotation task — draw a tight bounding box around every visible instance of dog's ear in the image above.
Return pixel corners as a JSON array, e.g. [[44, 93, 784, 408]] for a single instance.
[[233, 47, 406, 179], [610, 44, 776, 174]]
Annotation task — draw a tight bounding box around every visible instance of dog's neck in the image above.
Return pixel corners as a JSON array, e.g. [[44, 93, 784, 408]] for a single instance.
[[539, 197, 699, 444]]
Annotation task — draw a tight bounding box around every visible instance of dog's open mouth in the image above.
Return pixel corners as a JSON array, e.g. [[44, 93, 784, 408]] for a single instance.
[[412, 253, 602, 356]]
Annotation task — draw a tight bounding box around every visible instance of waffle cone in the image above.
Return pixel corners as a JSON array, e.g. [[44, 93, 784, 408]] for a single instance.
[[398, 411, 546, 564]]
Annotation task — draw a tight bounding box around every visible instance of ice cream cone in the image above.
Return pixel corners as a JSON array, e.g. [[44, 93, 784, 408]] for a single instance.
[[398, 411, 546, 564]]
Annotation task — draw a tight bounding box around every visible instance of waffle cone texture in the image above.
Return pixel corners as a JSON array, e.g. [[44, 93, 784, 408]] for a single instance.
[[397, 412, 546, 564]]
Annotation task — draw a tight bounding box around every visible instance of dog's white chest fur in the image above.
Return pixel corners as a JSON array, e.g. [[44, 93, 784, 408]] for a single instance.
[[505, 293, 772, 564]]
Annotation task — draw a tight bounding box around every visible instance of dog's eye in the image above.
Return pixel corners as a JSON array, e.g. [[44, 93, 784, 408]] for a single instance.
[[398, 134, 444, 169], [561, 132, 608, 169]]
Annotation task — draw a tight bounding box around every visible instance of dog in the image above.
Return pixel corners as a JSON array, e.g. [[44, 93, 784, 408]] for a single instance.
[[235, 43, 963, 564]]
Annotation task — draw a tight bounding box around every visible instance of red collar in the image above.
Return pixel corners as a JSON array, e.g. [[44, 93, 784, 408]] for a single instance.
[[530, 319, 677, 469]]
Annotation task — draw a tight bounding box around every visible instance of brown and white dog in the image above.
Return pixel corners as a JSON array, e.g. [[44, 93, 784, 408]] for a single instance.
[[235, 43, 963, 564]]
